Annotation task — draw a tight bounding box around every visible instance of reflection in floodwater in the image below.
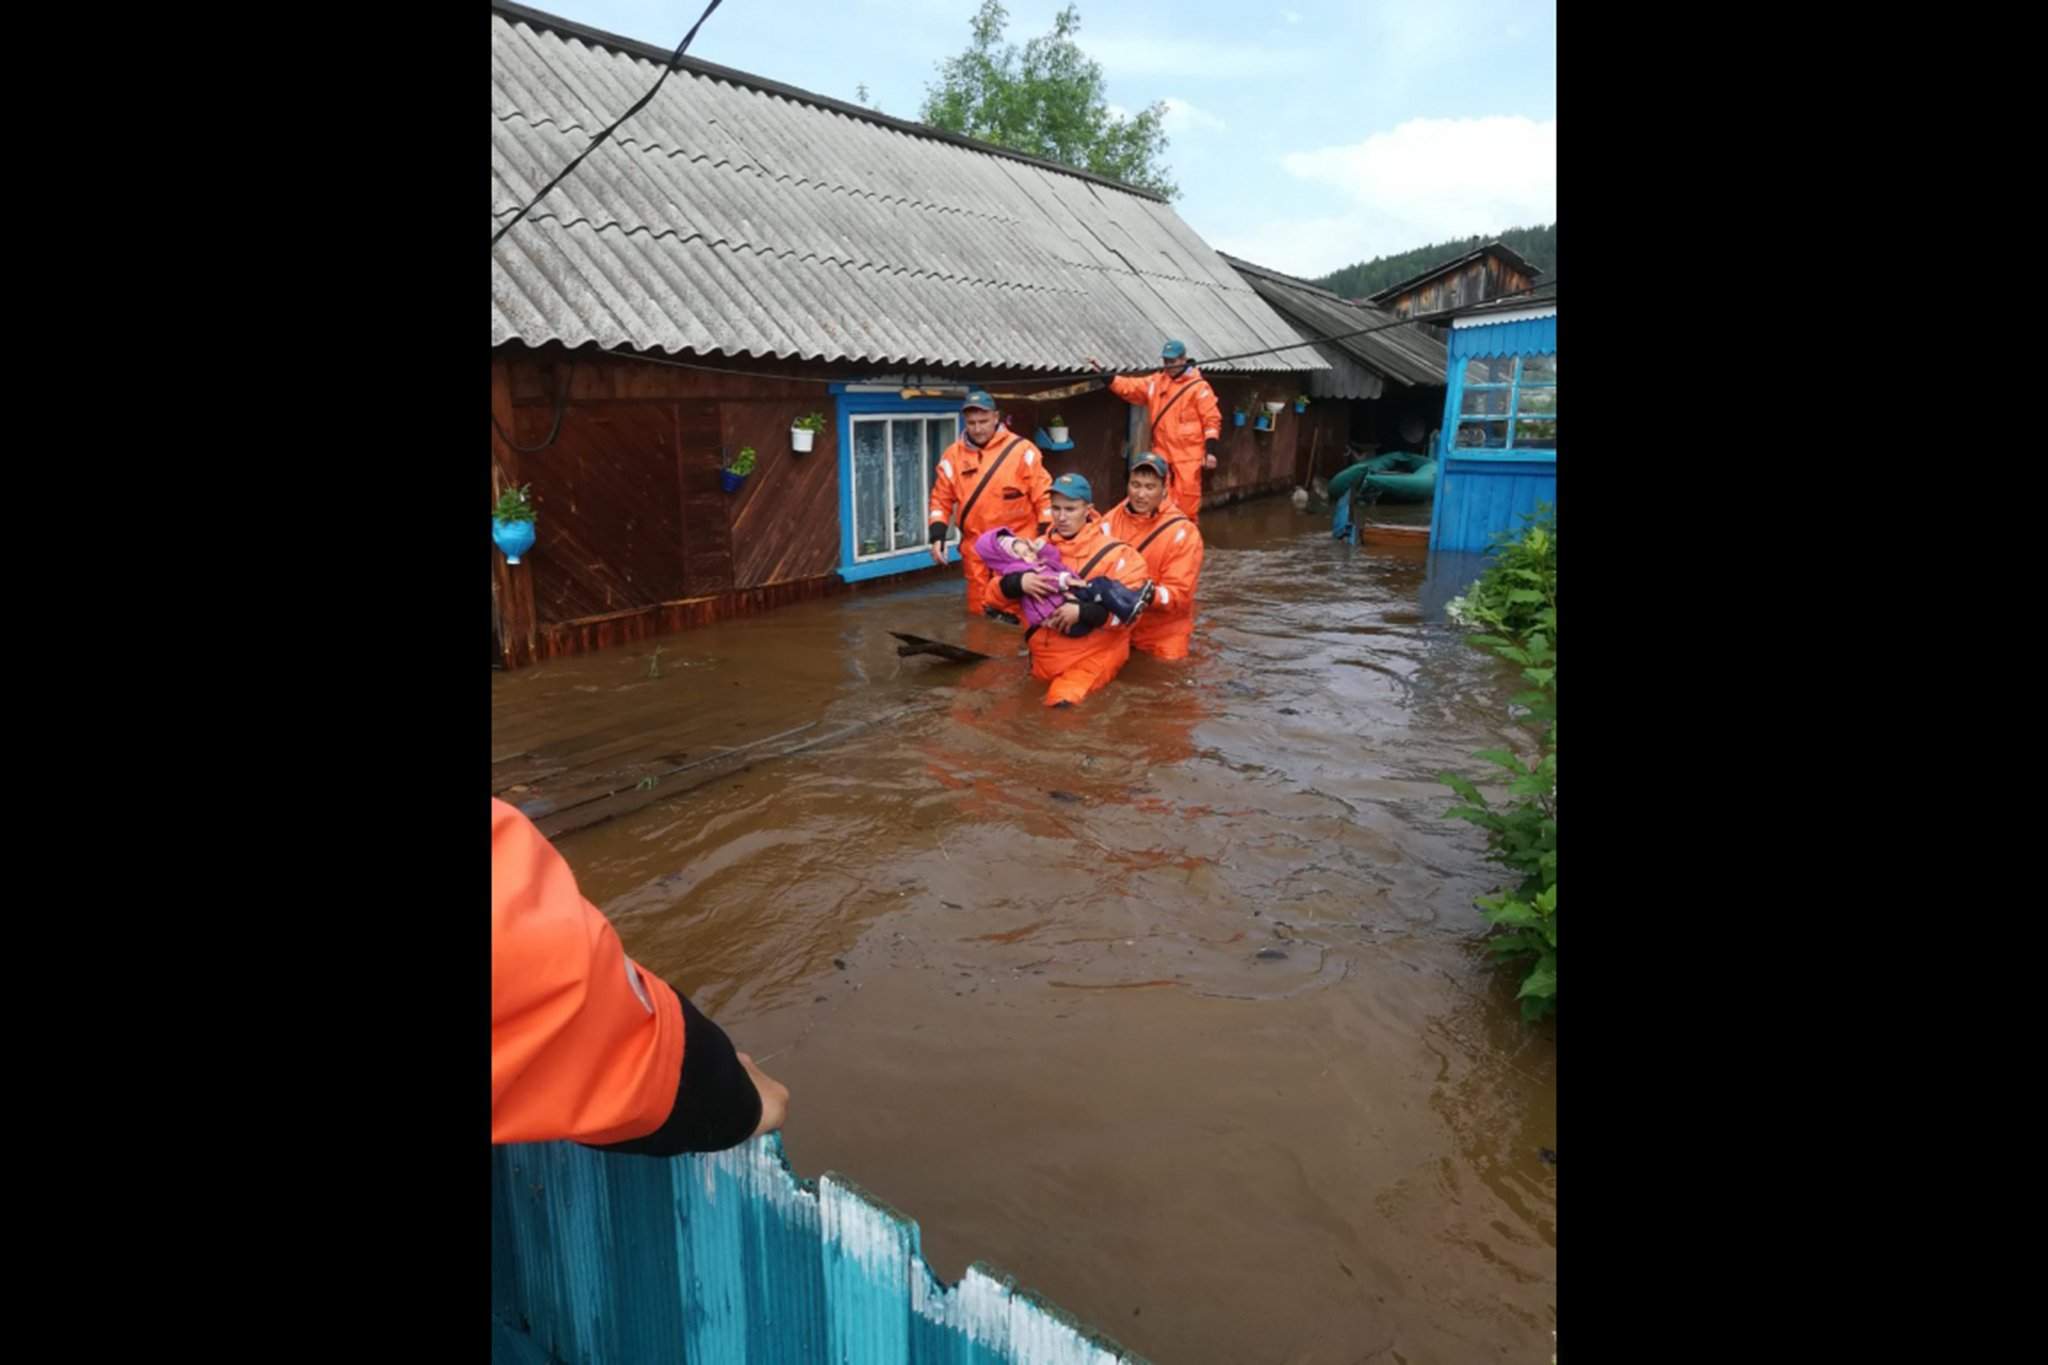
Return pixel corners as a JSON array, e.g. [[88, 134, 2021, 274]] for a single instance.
[[492, 494, 1554, 1365]]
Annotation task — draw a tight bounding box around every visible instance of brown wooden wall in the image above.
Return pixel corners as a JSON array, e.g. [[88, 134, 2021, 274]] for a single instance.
[[489, 346, 1313, 668], [1386, 254, 1536, 320]]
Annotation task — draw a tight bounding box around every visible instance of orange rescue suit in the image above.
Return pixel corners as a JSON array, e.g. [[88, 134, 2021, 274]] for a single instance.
[[928, 430, 1052, 614], [492, 798, 685, 1147], [1107, 367, 1222, 521], [1022, 512, 1152, 706], [1105, 497, 1205, 660]]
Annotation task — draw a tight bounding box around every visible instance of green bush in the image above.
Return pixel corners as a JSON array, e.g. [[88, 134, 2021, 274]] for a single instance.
[[1441, 505, 1557, 1020], [492, 483, 536, 524]]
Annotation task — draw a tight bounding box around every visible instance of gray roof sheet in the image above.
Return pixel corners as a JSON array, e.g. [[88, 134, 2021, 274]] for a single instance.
[[1219, 254, 1447, 393], [490, 5, 1324, 374]]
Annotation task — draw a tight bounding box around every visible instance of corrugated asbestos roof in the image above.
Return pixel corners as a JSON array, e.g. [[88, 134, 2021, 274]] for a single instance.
[[1219, 254, 1447, 397], [490, 4, 1324, 374]]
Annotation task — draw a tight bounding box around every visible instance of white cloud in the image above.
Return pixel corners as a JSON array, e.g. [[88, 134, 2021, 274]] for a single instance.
[[1284, 9, 1303, 22], [1207, 117, 1556, 280], [1160, 97, 1226, 133]]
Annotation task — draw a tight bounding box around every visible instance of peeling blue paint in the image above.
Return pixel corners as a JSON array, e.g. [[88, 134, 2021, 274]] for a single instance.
[[492, 1137, 1150, 1364]]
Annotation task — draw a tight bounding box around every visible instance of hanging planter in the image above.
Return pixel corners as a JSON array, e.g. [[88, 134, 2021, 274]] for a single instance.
[[1232, 406, 1248, 428], [1294, 394, 1309, 414], [1263, 400, 1286, 415], [492, 483, 537, 565], [721, 446, 757, 493], [792, 412, 825, 453], [1254, 412, 1274, 432], [1047, 414, 1069, 444]]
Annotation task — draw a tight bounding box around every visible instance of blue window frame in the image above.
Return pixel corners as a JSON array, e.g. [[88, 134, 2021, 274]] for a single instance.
[[1453, 353, 1557, 451], [833, 388, 963, 583]]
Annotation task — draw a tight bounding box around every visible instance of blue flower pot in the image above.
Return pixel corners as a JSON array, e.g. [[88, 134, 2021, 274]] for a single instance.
[[720, 470, 747, 494], [1233, 411, 1246, 427], [1294, 400, 1308, 413], [493, 517, 536, 565], [1254, 415, 1273, 432]]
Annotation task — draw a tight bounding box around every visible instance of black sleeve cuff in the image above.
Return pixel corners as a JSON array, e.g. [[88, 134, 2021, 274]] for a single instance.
[[1077, 601, 1109, 629], [999, 572, 1025, 599], [928, 522, 950, 545], [1205, 438, 1223, 458], [586, 990, 761, 1157]]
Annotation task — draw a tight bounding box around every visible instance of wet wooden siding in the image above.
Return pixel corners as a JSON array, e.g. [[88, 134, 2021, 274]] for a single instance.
[[493, 1136, 1146, 1364], [491, 347, 1316, 668]]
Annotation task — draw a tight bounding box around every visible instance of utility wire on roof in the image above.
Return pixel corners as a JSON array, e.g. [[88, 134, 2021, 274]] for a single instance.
[[491, 0, 726, 249]]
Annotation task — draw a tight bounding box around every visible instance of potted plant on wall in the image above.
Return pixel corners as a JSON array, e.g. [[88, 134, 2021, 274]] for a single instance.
[[1232, 398, 1249, 428], [792, 412, 826, 453], [492, 483, 537, 564], [721, 446, 757, 493], [1263, 397, 1287, 416], [1294, 393, 1310, 413], [1047, 413, 1069, 444]]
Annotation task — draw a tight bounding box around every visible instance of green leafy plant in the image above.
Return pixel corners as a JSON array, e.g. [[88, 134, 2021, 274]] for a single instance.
[[793, 412, 827, 432], [1048, 413, 1066, 426], [492, 483, 536, 524], [728, 446, 758, 477], [1296, 393, 1310, 405], [1440, 505, 1557, 1020]]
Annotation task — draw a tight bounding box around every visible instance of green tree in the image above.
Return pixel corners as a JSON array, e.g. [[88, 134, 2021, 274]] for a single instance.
[[920, 2, 1176, 198]]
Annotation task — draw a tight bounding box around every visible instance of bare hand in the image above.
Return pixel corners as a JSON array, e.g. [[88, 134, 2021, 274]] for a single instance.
[[929, 538, 950, 566], [1049, 602, 1083, 634], [1203, 453, 1218, 471], [738, 1052, 789, 1137], [1019, 571, 1060, 600]]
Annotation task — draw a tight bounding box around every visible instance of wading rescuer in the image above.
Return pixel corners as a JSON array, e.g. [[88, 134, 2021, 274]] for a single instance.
[[1105, 453, 1205, 661], [493, 799, 789, 1154], [928, 388, 1052, 615], [995, 472, 1151, 707], [1087, 339, 1223, 522]]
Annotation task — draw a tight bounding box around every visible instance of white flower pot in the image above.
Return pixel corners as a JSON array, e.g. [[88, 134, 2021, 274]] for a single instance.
[[792, 427, 816, 452], [1264, 401, 1285, 414], [1049, 425, 1069, 443]]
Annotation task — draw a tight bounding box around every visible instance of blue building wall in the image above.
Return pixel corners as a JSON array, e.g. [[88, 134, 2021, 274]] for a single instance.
[[492, 1136, 1149, 1364], [1428, 313, 1557, 553]]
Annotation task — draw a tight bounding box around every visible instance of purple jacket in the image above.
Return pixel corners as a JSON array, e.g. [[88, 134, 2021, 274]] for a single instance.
[[974, 528, 1071, 629]]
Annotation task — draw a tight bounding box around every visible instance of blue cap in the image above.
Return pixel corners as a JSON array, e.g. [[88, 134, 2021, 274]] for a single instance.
[[962, 388, 997, 411], [1050, 472, 1093, 502], [1129, 452, 1170, 481], [1161, 339, 1187, 359]]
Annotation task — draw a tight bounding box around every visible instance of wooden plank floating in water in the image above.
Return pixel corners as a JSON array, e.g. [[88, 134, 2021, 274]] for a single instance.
[[493, 1136, 1148, 1364]]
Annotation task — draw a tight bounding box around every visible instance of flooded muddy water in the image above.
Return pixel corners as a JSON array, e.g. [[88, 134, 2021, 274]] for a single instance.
[[492, 494, 1556, 1364]]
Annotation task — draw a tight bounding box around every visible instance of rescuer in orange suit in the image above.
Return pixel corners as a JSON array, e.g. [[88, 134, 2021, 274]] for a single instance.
[[1104, 453, 1205, 661], [492, 798, 789, 1153], [1086, 339, 1223, 522], [993, 472, 1152, 707], [927, 388, 1053, 616]]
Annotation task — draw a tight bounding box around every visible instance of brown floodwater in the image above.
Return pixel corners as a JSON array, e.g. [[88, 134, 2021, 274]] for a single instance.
[[491, 495, 1556, 1365]]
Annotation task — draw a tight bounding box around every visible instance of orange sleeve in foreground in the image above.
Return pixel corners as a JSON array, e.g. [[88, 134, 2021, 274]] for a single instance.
[[491, 799, 686, 1146]]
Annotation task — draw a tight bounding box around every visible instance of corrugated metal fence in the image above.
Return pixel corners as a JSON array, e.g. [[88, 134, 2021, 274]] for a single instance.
[[492, 1135, 1149, 1364]]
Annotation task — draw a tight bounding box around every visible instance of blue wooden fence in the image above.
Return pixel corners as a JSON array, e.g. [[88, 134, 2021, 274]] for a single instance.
[[1429, 311, 1557, 553], [492, 1136, 1150, 1364]]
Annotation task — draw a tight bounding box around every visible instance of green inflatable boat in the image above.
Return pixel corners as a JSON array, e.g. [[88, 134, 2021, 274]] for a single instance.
[[1326, 451, 1439, 504]]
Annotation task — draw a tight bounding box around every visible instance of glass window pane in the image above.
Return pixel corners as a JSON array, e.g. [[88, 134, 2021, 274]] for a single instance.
[[1460, 387, 1511, 416], [1517, 386, 1557, 416], [891, 418, 925, 551], [1464, 356, 1515, 385], [1519, 354, 1557, 384], [853, 420, 887, 556], [1455, 419, 1509, 449], [1512, 418, 1557, 449]]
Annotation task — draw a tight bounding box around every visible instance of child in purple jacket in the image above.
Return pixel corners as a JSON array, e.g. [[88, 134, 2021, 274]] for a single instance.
[[973, 527, 1153, 635]]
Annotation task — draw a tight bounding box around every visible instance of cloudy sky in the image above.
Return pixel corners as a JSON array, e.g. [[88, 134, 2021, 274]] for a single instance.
[[510, 0, 1556, 281]]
